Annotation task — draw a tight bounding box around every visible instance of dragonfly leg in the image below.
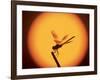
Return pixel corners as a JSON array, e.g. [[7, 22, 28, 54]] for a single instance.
[[56, 50, 59, 57]]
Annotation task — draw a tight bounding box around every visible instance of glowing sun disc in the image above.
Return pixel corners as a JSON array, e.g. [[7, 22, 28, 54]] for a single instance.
[[27, 13, 88, 68]]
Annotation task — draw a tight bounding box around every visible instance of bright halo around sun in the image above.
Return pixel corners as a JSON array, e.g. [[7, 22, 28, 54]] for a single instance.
[[27, 13, 88, 68]]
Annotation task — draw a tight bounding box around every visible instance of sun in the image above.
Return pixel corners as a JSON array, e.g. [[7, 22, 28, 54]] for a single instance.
[[27, 12, 88, 68]]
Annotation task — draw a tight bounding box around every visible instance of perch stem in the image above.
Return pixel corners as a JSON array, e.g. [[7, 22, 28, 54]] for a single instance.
[[51, 52, 61, 67]]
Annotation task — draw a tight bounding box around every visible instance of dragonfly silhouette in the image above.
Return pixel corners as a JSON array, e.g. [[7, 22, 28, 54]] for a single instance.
[[51, 30, 75, 56]]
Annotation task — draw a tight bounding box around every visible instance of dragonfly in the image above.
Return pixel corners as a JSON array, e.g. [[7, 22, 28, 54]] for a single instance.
[[51, 30, 75, 56]]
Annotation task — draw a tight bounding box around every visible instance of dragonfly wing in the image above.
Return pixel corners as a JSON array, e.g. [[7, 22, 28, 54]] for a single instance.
[[51, 30, 58, 39], [62, 35, 68, 41], [61, 36, 75, 45], [51, 30, 61, 44], [54, 39, 61, 44]]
